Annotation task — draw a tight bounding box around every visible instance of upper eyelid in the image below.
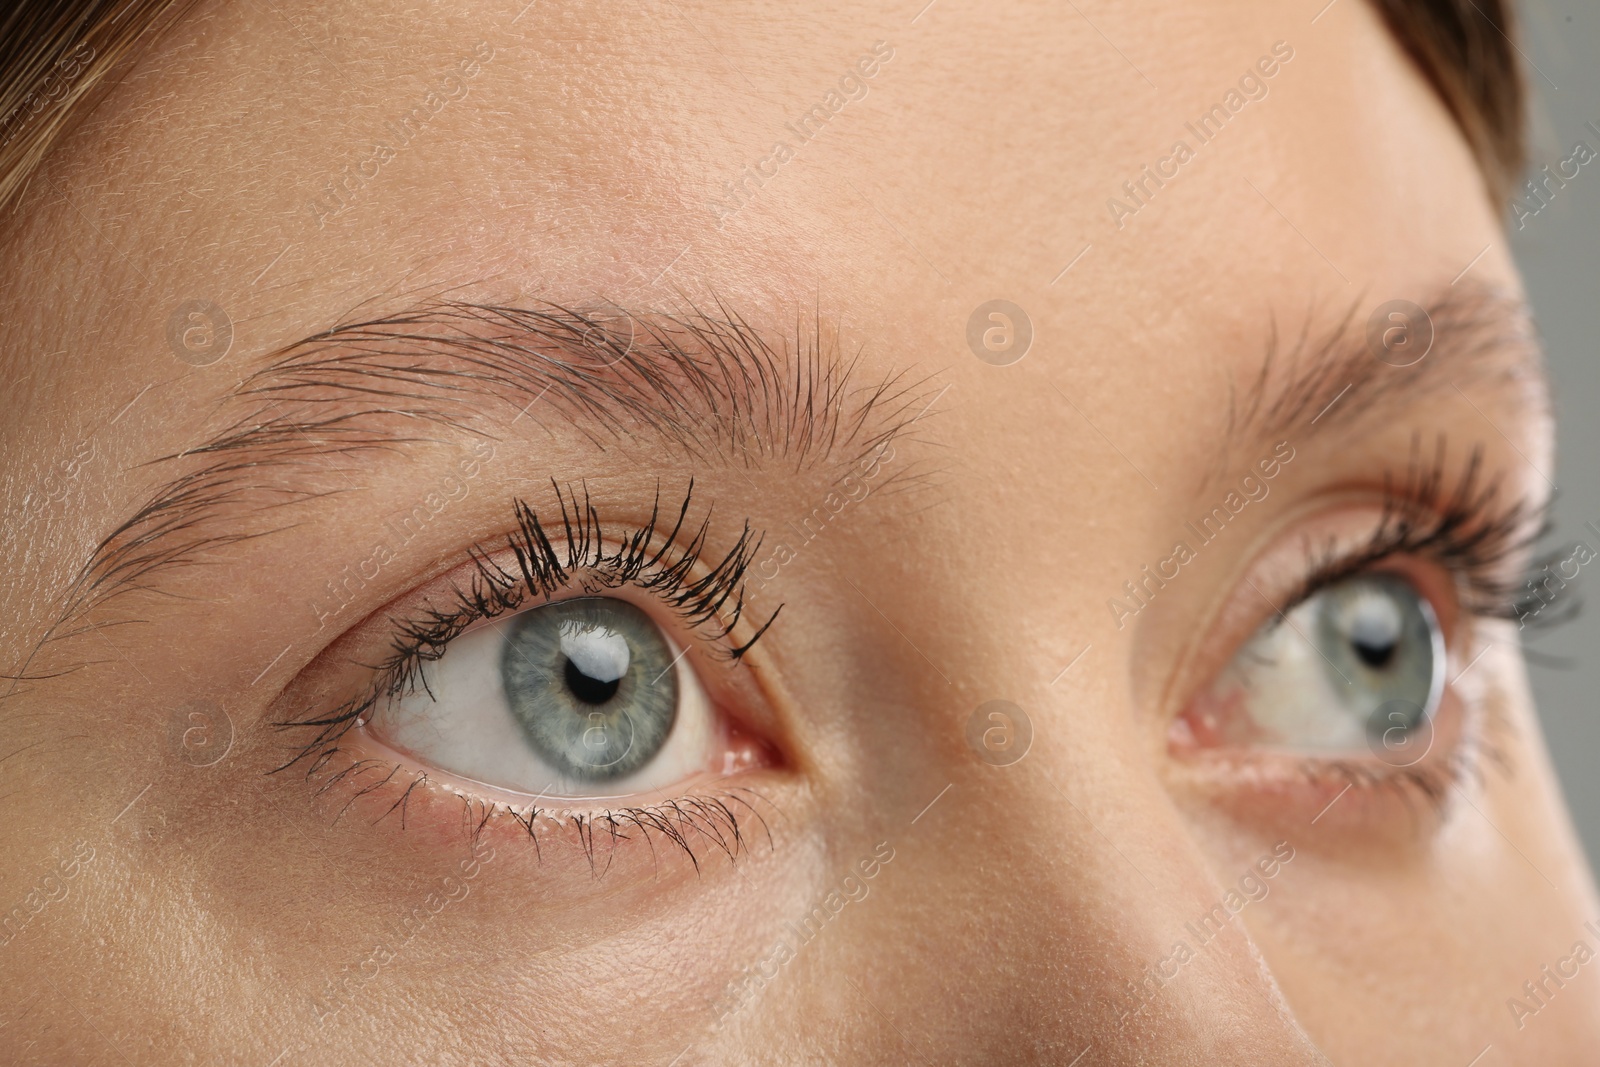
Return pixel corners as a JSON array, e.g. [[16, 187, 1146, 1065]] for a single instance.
[[412, 481, 773, 655]]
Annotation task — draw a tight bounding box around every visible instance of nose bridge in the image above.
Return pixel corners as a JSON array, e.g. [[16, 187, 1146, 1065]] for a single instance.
[[919, 584, 1325, 1058], [817, 490, 1327, 1060], [941, 756, 1329, 1065]]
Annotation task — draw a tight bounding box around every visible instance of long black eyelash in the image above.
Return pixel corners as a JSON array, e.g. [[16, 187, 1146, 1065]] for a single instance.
[[273, 479, 779, 779], [382, 477, 776, 698], [1281, 434, 1550, 624]]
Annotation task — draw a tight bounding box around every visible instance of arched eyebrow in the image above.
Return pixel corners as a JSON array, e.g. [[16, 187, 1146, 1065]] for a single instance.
[[243, 300, 928, 470], [1218, 279, 1549, 483], [49, 298, 940, 636], [39, 281, 1545, 652]]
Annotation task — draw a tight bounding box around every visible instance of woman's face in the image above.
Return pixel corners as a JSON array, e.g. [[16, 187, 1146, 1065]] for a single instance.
[[3, 0, 1596, 1063]]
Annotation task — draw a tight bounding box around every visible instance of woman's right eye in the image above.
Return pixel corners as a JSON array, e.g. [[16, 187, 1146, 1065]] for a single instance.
[[1184, 572, 1446, 754], [367, 596, 722, 799]]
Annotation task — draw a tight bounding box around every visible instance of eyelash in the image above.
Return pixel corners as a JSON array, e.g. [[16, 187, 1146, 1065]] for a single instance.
[[272, 480, 781, 865], [1283, 436, 1543, 622], [280, 437, 1565, 844], [391, 476, 778, 682]]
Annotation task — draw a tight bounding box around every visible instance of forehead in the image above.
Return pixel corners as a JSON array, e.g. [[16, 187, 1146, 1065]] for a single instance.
[[3, 0, 1508, 443]]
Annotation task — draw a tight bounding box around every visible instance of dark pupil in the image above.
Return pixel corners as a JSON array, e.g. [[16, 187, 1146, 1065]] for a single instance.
[[564, 655, 621, 705], [1352, 637, 1396, 669]]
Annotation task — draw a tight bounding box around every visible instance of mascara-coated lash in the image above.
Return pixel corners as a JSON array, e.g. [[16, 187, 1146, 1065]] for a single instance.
[[275, 479, 780, 781], [1280, 434, 1547, 629]]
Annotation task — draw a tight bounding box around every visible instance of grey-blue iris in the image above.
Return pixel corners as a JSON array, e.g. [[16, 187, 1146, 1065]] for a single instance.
[[499, 597, 678, 782], [1313, 573, 1442, 741]]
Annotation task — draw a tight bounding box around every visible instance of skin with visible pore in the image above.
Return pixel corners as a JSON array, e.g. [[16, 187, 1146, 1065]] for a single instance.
[[1, 0, 1597, 1064]]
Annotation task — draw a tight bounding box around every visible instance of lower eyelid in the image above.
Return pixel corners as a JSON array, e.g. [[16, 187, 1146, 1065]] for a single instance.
[[1164, 682, 1481, 840], [302, 726, 779, 865]]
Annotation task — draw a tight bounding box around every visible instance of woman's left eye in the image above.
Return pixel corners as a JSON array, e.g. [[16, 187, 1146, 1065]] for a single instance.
[[1187, 573, 1446, 753], [370, 596, 718, 798]]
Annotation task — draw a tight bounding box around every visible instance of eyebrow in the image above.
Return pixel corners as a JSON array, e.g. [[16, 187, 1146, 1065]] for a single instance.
[[52, 298, 938, 632], [48, 281, 1543, 642], [1216, 279, 1548, 484]]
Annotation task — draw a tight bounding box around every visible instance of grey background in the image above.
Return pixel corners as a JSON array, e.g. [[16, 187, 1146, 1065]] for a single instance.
[[1512, 0, 1600, 866]]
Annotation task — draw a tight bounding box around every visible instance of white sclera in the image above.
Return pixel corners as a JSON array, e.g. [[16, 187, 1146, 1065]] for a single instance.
[[374, 609, 714, 800], [1231, 596, 1368, 749], [1211, 575, 1444, 752]]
